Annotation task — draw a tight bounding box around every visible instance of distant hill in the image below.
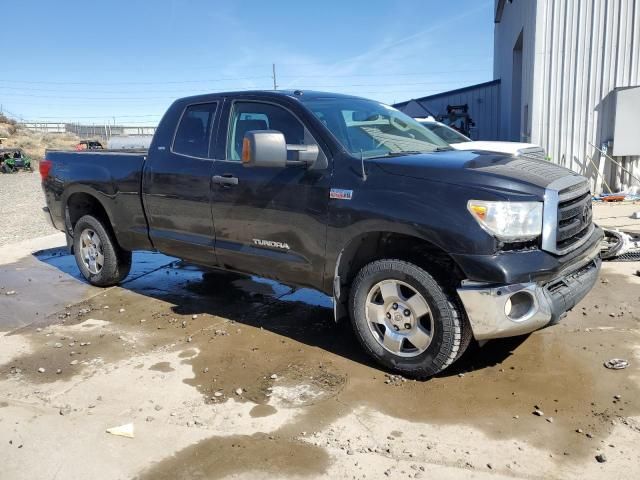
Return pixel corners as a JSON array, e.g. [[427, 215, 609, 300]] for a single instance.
[[0, 114, 80, 164]]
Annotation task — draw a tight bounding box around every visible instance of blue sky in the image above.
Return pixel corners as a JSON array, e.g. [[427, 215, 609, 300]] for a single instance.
[[2, 0, 494, 125]]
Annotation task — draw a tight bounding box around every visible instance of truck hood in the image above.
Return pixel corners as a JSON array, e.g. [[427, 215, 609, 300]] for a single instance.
[[451, 141, 544, 155], [374, 150, 581, 198]]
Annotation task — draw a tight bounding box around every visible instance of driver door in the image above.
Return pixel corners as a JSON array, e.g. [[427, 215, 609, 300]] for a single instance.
[[210, 98, 331, 289]]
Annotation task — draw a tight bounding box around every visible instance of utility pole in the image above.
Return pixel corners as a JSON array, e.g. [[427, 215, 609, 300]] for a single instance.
[[272, 63, 278, 90]]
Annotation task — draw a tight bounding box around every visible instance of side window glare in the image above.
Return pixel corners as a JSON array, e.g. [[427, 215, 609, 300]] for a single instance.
[[173, 103, 218, 158], [226, 101, 311, 161]]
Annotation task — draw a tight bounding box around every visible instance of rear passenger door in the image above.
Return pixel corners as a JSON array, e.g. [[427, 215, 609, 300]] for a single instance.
[[142, 102, 219, 265], [210, 98, 331, 289]]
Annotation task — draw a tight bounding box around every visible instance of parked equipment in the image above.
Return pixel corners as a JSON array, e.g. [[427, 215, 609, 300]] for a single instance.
[[0, 149, 32, 173], [438, 104, 475, 138], [75, 140, 104, 151]]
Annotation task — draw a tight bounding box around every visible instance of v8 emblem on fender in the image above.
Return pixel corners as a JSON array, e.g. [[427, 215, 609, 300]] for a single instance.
[[330, 189, 353, 200]]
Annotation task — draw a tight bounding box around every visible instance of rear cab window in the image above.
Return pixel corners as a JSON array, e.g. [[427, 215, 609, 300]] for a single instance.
[[172, 102, 218, 158]]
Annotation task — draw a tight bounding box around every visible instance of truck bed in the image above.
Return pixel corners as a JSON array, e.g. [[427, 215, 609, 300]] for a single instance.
[[43, 149, 152, 251]]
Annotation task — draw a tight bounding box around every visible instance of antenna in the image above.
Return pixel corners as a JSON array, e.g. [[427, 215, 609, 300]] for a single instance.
[[360, 149, 367, 181]]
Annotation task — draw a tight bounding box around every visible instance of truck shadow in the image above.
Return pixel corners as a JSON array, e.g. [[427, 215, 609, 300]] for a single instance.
[[33, 248, 527, 378]]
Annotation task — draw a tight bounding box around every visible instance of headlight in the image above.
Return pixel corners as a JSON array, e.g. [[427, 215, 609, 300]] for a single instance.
[[467, 200, 543, 241]]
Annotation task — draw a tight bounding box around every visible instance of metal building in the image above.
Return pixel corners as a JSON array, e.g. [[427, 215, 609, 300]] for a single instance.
[[395, 0, 640, 193], [393, 80, 501, 140]]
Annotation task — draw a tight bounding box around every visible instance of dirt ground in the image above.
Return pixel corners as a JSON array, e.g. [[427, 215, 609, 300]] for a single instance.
[[1, 221, 639, 479], [0, 172, 57, 246], [0, 119, 80, 163]]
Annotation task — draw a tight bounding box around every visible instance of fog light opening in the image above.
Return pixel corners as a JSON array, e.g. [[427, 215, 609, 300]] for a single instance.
[[504, 291, 535, 321]]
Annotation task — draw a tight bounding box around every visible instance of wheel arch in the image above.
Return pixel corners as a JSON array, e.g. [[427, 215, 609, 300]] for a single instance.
[[332, 230, 466, 322], [64, 189, 118, 252]]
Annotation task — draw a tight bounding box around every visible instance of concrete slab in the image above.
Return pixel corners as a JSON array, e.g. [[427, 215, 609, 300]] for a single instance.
[[1, 221, 639, 479], [594, 202, 640, 234], [0, 235, 176, 330]]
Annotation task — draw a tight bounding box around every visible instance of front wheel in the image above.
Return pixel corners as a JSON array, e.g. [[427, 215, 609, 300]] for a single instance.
[[349, 259, 470, 378], [73, 214, 132, 286]]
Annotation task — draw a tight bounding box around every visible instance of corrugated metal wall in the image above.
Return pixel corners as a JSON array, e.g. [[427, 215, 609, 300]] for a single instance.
[[493, 0, 538, 142], [531, 0, 640, 192], [394, 81, 501, 140]]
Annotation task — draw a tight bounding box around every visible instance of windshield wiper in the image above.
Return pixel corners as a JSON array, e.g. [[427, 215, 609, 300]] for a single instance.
[[370, 151, 423, 158], [371, 149, 455, 158]]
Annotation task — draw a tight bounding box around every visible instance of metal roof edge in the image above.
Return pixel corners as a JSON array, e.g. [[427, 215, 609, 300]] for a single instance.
[[392, 79, 501, 108]]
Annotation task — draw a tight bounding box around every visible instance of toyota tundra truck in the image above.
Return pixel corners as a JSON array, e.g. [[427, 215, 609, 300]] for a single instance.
[[41, 90, 602, 377]]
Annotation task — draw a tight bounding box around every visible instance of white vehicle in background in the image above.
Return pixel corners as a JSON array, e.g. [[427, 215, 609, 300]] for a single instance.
[[107, 135, 153, 150], [415, 117, 547, 162]]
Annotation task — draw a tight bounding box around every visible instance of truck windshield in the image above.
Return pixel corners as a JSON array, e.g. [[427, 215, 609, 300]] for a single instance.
[[300, 97, 451, 158], [418, 121, 470, 144]]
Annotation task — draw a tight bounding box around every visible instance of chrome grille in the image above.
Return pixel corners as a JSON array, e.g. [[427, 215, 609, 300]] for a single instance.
[[541, 177, 594, 255], [556, 191, 592, 251]]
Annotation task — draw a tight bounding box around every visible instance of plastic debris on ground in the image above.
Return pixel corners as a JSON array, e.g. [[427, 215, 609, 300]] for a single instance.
[[106, 423, 135, 438], [604, 358, 630, 370], [593, 186, 640, 202], [600, 228, 640, 261]]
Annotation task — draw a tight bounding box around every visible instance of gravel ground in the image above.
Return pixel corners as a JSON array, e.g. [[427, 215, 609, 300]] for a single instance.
[[0, 172, 56, 246]]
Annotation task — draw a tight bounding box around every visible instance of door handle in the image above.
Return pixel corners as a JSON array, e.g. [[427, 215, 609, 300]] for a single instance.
[[212, 174, 239, 186]]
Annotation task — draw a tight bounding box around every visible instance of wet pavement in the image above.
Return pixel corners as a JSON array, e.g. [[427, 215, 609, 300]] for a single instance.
[[0, 241, 639, 479]]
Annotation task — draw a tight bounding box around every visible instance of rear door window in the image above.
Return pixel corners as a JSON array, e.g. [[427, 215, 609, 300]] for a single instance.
[[173, 102, 218, 158]]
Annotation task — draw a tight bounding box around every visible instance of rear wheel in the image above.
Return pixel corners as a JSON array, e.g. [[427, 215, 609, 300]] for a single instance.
[[349, 259, 469, 377], [73, 214, 131, 286]]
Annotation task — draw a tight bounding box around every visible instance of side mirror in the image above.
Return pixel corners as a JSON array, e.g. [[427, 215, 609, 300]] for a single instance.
[[242, 130, 287, 168], [242, 130, 319, 168]]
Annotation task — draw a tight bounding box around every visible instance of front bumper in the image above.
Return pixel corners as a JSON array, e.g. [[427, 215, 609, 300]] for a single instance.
[[457, 241, 601, 340]]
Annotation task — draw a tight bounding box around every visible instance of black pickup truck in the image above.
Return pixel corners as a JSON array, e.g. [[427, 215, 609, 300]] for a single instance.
[[41, 90, 602, 377]]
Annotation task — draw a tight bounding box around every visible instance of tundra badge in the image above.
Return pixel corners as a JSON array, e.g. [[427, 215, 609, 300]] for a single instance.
[[253, 239, 290, 250]]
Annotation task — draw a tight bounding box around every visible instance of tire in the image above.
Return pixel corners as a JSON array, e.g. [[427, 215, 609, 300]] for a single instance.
[[73, 214, 132, 286], [349, 259, 469, 378]]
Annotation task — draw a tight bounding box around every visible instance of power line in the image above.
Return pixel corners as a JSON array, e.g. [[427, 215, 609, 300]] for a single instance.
[[0, 76, 272, 86], [0, 87, 463, 108], [278, 68, 491, 78], [16, 55, 489, 75], [0, 79, 486, 100], [0, 85, 221, 94], [21, 113, 163, 119], [0, 68, 490, 87]]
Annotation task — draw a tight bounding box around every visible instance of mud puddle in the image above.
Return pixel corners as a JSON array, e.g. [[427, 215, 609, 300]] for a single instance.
[[136, 432, 329, 480], [3, 250, 639, 478], [150, 267, 640, 472]]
